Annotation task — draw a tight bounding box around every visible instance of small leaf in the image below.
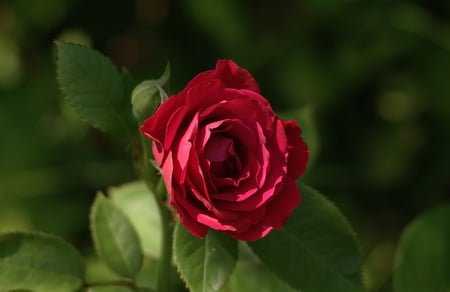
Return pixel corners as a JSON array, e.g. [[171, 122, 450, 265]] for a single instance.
[[249, 183, 363, 292], [0, 231, 84, 291], [174, 223, 238, 292], [56, 42, 131, 136], [90, 193, 143, 278], [393, 205, 450, 292]]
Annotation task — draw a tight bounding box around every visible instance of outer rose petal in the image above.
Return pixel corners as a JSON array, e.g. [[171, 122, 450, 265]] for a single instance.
[[170, 187, 208, 238], [225, 177, 301, 241], [284, 120, 309, 178], [185, 60, 260, 93], [140, 92, 184, 145]]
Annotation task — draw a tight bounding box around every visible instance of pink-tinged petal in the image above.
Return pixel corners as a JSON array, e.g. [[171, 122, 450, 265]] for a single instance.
[[140, 93, 184, 144], [170, 189, 208, 238], [226, 177, 301, 241], [163, 106, 188, 151], [197, 214, 237, 232], [151, 140, 164, 166], [215, 144, 286, 211], [209, 151, 261, 202], [173, 113, 199, 184], [171, 188, 226, 231], [196, 202, 268, 233], [211, 165, 250, 189], [284, 120, 309, 178], [225, 224, 273, 242], [197, 89, 276, 134], [185, 146, 213, 202], [215, 173, 283, 211], [211, 182, 258, 203], [199, 118, 262, 153], [160, 150, 174, 196], [274, 118, 288, 154], [256, 139, 270, 188], [188, 183, 213, 211], [217, 205, 267, 230]]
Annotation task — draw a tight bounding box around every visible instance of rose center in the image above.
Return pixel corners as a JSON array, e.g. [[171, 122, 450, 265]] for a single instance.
[[203, 134, 241, 178]]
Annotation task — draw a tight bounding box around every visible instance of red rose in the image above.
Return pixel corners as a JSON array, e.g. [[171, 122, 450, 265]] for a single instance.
[[140, 60, 308, 241]]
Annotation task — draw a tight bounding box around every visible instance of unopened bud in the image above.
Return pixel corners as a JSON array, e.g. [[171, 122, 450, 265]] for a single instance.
[[131, 63, 170, 122]]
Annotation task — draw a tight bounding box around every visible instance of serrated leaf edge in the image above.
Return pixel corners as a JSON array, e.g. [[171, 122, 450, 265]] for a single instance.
[[54, 41, 134, 137], [248, 183, 363, 292]]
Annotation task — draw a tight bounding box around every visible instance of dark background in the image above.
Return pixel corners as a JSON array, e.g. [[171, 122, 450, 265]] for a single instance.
[[1, 0, 449, 291]]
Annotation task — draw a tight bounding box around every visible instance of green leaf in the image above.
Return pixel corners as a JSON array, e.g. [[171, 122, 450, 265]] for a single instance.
[[393, 205, 450, 292], [121, 67, 137, 99], [221, 242, 295, 292], [109, 181, 162, 258], [88, 286, 134, 292], [0, 231, 84, 291], [174, 223, 238, 292], [249, 183, 363, 292], [56, 42, 131, 136], [90, 193, 144, 278], [220, 263, 296, 292]]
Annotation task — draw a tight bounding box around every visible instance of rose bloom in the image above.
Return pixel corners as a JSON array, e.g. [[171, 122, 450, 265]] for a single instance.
[[141, 60, 308, 241]]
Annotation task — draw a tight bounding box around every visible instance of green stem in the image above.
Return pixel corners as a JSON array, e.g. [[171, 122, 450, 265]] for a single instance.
[[140, 137, 174, 292], [155, 180, 174, 292]]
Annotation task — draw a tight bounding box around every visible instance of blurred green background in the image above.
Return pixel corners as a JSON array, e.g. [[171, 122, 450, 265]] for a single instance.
[[0, 0, 449, 291]]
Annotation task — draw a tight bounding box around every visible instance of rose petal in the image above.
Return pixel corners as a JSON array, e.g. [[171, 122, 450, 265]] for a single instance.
[[214, 60, 261, 92], [215, 143, 286, 211], [284, 120, 309, 178], [184, 60, 260, 93], [170, 187, 208, 238], [225, 176, 300, 241], [140, 92, 184, 144], [173, 113, 199, 184]]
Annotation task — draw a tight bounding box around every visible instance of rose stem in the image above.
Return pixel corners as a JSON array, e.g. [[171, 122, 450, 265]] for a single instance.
[[140, 136, 174, 292], [152, 178, 173, 292]]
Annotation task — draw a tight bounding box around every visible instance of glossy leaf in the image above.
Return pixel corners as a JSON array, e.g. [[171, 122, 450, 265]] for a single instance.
[[0, 231, 84, 291], [90, 193, 143, 278], [220, 263, 295, 292], [394, 205, 450, 292], [56, 42, 130, 136], [249, 183, 363, 292], [88, 286, 134, 292], [174, 223, 238, 292], [109, 181, 162, 259]]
